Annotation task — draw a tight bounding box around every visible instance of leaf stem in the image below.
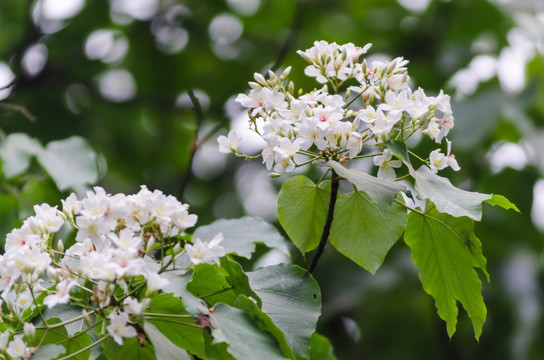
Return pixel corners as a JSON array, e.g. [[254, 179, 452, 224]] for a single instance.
[[198, 286, 234, 299], [56, 335, 108, 360], [307, 170, 339, 274]]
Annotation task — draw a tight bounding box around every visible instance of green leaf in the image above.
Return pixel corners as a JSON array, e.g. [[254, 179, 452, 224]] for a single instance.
[[247, 264, 321, 359], [235, 295, 296, 359], [330, 192, 407, 274], [386, 141, 494, 221], [310, 333, 336, 360], [143, 322, 192, 360], [325, 160, 404, 212], [209, 303, 288, 360], [203, 332, 236, 360], [36, 136, 99, 191], [31, 317, 93, 360], [0, 132, 41, 178], [277, 175, 330, 253], [101, 336, 155, 360], [41, 304, 91, 336], [32, 344, 66, 360], [404, 204, 489, 339], [146, 293, 206, 358], [220, 257, 262, 307], [193, 217, 290, 258], [385, 140, 411, 166], [413, 166, 491, 221], [188, 263, 238, 306], [485, 194, 520, 212]]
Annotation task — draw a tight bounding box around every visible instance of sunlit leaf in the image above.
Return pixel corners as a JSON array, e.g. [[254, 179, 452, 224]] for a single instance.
[[310, 333, 336, 360], [404, 204, 489, 339], [330, 192, 407, 274], [277, 175, 330, 253], [188, 263, 237, 306], [485, 194, 520, 212]]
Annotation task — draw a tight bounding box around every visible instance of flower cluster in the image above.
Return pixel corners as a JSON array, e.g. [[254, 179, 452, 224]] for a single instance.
[[220, 40, 460, 179], [0, 186, 225, 356]]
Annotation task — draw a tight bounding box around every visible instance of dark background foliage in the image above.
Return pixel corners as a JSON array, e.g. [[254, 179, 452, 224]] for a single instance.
[[1, 0, 543, 358]]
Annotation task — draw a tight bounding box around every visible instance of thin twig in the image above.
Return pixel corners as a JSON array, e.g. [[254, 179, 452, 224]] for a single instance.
[[179, 89, 204, 201], [0, 102, 37, 122], [307, 170, 339, 274]]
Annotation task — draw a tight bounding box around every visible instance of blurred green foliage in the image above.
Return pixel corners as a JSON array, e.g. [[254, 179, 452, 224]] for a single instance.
[[1, 0, 543, 359]]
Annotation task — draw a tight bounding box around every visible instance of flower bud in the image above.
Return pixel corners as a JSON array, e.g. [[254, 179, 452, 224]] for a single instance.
[[173, 242, 181, 254], [268, 69, 277, 80], [268, 172, 282, 178], [253, 72, 267, 86], [248, 81, 262, 90], [146, 236, 156, 254], [280, 66, 292, 81], [57, 239, 64, 253], [24, 323, 35, 340]]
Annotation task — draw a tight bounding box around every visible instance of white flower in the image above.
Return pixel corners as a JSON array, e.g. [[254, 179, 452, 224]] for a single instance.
[[185, 233, 226, 265], [21, 247, 51, 275], [6, 337, 27, 359], [144, 272, 170, 293], [374, 149, 402, 181], [43, 279, 77, 308], [5, 225, 41, 252], [218, 129, 241, 154], [429, 139, 460, 173], [123, 297, 146, 315], [273, 137, 302, 158], [30, 203, 64, 234], [262, 146, 275, 170], [346, 132, 363, 158], [13, 290, 33, 313], [107, 312, 137, 345], [62, 193, 82, 218], [81, 187, 110, 218]]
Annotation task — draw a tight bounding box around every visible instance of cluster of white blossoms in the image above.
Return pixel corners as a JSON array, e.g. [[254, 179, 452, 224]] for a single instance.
[[219, 40, 460, 179], [0, 186, 225, 355]]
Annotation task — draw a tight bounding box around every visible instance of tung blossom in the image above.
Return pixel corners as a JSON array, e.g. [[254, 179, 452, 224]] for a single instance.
[[106, 312, 137, 345], [185, 233, 226, 265]]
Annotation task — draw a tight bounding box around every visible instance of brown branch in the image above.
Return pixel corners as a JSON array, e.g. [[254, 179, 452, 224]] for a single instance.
[[0, 102, 37, 122], [178, 89, 204, 201], [307, 170, 339, 274]]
